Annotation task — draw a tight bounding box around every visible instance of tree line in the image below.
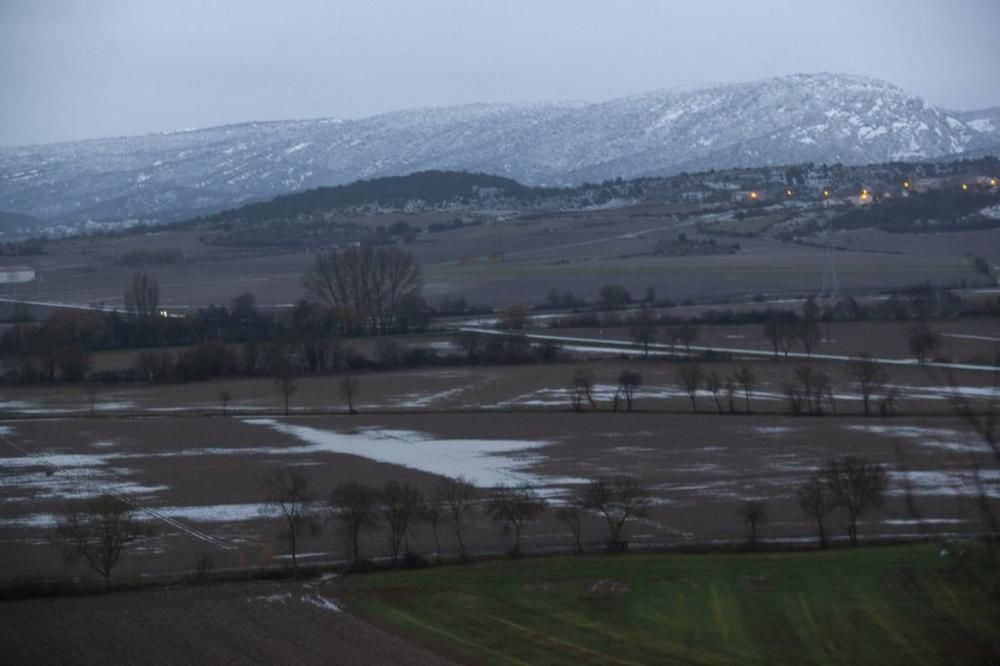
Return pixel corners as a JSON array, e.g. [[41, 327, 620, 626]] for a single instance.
[[570, 352, 895, 416], [58, 455, 890, 587]]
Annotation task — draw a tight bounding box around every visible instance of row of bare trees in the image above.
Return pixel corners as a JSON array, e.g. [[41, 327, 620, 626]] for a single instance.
[[628, 311, 698, 357], [262, 472, 655, 572], [569, 353, 895, 416], [742, 456, 890, 549], [55, 454, 890, 587]]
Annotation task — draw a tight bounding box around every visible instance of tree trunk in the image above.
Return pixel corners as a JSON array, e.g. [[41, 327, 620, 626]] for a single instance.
[[453, 521, 466, 560]]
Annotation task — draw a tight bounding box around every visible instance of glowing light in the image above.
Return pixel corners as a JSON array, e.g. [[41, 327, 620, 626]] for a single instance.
[[823, 189, 830, 198], [749, 191, 759, 200], [903, 180, 910, 189], [786, 189, 793, 197], [961, 183, 968, 191], [990, 178, 997, 187]]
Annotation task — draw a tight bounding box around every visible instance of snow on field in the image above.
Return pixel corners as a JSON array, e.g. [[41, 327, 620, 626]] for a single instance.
[[0, 469, 168, 503], [0, 502, 274, 528], [0, 400, 136, 415], [244, 418, 582, 487], [752, 426, 793, 435], [304, 594, 342, 612], [393, 387, 467, 408], [893, 385, 999, 401], [845, 425, 991, 454], [889, 469, 1000, 498]]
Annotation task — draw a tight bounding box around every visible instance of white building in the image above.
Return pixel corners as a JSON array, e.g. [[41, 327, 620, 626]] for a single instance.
[[0, 265, 36, 284]]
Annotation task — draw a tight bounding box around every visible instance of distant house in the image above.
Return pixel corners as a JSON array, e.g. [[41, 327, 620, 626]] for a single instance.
[[0, 265, 35, 284], [731, 190, 767, 204]]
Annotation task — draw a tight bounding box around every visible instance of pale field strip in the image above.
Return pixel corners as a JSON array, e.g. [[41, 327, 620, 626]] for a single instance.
[[460, 327, 1000, 373]]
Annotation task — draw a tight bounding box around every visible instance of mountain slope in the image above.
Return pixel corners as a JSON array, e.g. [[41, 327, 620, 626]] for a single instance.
[[1, 73, 997, 224]]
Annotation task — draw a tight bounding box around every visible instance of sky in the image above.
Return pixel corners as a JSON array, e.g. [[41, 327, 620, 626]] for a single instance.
[[2, 0, 999, 147]]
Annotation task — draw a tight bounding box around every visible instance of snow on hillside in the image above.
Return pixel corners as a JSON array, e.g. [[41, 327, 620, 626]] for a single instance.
[[0, 73, 997, 223]]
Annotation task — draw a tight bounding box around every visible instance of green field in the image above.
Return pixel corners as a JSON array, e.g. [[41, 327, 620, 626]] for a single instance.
[[335, 545, 1000, 665]]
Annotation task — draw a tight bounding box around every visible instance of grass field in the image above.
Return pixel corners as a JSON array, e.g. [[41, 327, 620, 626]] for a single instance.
[[334, 545, 1000, 665]]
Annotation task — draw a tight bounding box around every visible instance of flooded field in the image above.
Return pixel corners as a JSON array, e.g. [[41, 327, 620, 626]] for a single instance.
[[1, 412, 996, 580]]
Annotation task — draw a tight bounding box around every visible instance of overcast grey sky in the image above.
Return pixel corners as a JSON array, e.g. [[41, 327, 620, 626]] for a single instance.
[[2, 0, 999, 146]]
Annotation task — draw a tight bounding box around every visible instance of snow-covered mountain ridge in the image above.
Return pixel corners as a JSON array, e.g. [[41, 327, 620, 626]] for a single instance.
[[1, 73, 997, 223]]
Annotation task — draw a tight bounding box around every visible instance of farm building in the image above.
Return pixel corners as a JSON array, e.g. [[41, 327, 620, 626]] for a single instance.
[[0, 265, 35, 284]]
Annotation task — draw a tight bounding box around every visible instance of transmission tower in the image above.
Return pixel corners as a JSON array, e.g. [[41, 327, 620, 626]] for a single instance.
[[820, 215, 839, 297]]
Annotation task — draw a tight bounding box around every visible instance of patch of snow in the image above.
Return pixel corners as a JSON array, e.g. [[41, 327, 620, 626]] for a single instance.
[[751, 426, 792, 435], [889, 469, 1000, 498], [243, 418, 583, 487], [304, 594, 341, 612], [845, 424, 989, 453]]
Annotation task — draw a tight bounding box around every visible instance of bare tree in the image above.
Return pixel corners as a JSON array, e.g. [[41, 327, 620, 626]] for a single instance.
[[260, 467, 316, 576], [777, 324, 798, 358], [420, 500, 444, 561], [763, 318, 784, 359], [579, 476, 651, 551], [765, 317, 797, 358], [124, 271, 160, 318], [555, 504, 585, 555], [628, 310, 658, 357], [676, 323, 698, 354], [303, 245, 422, 334], [663, 326, 680, 357], [880, 387, 903, 416], [705, 371, 724, 413], [846, 353, 889, 416], [784, 381, 806, 416], [734, 366, 757, 413], [274, 366, 297, 416], [218, 389, 232, 416], [794, 366, 833, 415], [737, 499, 768, 549], [617, 369, 642, 412], [796, 474, 834, 548], [435, 476, 477, 560], [58, 494, 146, 589], [84, 384, 99, 416], [380, 481, 425, 566], [907, 323, 942, 363], [571, 366, 597, 411], [456, 331, 482, 361], [329, 482, 380, 563], [486, 484, 546, 557], [339, 372, 360, 415], [822, 456, 889, 546], [677, 363, 703, 412], [724, 378, 738, 414], [797, 316, 822, 356]]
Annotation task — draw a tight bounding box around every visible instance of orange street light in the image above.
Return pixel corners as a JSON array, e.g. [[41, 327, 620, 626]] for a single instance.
[[902, 180, 910, 189]]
